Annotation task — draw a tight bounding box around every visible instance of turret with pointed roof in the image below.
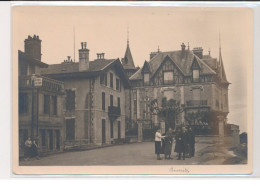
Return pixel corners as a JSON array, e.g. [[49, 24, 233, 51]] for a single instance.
[[121, 28, 138, 77], [217, 34, 229, 85]]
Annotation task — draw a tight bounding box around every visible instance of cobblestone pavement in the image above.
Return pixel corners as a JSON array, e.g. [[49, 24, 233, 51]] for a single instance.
[[20, 142, 210, 166]]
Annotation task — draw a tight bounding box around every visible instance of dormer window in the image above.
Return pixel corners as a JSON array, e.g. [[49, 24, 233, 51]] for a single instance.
[[163, 71, 173, 85], [144, 73, 150, 86], [193, 69, 200, 82]]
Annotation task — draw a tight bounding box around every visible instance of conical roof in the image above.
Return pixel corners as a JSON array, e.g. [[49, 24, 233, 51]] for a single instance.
[[122, 43, 136, 70], [218, 48, 229, 84]]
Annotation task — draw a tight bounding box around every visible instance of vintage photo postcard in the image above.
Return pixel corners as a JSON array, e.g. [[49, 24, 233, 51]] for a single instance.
[[12, 5, 253, 175]]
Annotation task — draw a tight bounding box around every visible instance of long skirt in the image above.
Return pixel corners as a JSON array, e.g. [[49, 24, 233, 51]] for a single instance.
[[155, 141, 162, 154], [164, 142, 173, 155]]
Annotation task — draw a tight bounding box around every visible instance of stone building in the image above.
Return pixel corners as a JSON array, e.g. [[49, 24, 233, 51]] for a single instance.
[[127, 43, 230, 136], [19, 35, 65, 155], [42, 42, 130, 147], [121, 40, 139, 131]]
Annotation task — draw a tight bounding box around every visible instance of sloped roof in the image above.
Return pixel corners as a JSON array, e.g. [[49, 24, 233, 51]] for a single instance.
[[122, 44, 136, 70], [130, 50, 216, 80], [41, 59, 115, 75], [41, 58, 131, 88], [202, 56, 218, 71], [19, 50, 48, 68]]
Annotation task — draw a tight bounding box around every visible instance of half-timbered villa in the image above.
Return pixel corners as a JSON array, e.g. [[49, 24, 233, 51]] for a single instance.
[[127, 43, 230, 136]]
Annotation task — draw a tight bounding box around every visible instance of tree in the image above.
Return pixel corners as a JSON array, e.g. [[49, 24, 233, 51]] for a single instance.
[[150, 97, 184, 130], [185, 110, 220, 135]]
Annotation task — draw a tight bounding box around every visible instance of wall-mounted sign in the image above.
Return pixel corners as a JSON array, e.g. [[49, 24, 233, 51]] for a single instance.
[[34, 78, 42, 87]]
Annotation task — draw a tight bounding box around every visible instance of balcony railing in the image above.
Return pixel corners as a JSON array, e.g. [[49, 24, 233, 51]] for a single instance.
[[108, 106, 121, 120], [186, 100, 208, 107], [19, 75, 64, 93]]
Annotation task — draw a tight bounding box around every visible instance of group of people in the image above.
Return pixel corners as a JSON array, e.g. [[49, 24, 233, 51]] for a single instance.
[[24, 137, 40, 160], [155, 126, 195, 160]]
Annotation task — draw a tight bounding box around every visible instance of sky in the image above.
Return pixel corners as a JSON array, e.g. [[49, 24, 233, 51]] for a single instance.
[[13, 6, 253, 133]]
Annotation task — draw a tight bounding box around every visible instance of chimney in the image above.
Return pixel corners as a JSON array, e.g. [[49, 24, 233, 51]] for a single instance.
[[79, 42, 90, 71], [96, 53, 105, 60], [24, 35, 42, 61], [181, 43, 186, 59], [192, 47, 203, 59]]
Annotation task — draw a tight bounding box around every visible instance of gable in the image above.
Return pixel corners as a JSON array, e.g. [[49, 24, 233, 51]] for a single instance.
[[191, 57, 201, 70], [141, 61, 151, 74], [152, 56, 184, 85], [152, 55, 184, 79]]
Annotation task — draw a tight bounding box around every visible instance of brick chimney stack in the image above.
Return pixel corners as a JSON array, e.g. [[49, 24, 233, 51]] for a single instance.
[[181, 43, 186, 59], [192, 47, 203, 59], [24, 35, 42, 61], [79, 42, 90, 71]]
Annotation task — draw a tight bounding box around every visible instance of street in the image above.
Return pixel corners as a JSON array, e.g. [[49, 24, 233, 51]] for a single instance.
[[20, 142, 210, 166]]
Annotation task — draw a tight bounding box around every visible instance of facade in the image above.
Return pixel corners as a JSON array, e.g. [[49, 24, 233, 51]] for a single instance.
[[127, 43, 230, 136], [42, 42, 130, 147], [121, 40, 139, 131], [19, 35, 65, 155]]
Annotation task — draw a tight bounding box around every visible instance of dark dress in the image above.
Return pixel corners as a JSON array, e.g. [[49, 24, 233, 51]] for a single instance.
[[155, 141, 162, 154], [164, 132, 173, 156], [174, 132, 183, 153], [188, 130, 195, 156], [174, 131, 188, 153], [31, 143, 38, 157]]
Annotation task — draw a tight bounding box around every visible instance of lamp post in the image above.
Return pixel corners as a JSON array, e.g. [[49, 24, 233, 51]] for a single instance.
[[31, 74, 42, 140], [31, 74, 36, 139]]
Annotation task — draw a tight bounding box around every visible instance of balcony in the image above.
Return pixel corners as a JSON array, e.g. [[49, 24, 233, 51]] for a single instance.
[[19, 75, 64, 93], [108, 106, 121, 121], [186, 100, 208, 107]]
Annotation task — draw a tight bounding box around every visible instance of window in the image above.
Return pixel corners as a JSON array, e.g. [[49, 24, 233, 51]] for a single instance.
[[117, 97, 120, 108], [116, 78, 120, 91], [163, 71, 174, 84], [216, 99, 219, 108], [44, 94, 50, 114], [20, 63, 28, 76], [193, 69, 200, 82], [144, 73, 150, 85], [19, 93, 28, 114], [52, 96, 57, 115], [66, 89, 75, 111], [192, 88, 200, 100], [110, 121, 114, 138], [28, 64, 35, 75], [100, 73, 107, 86], [40, 130, 46, 146], [102, 92, 105, 111], [110, 73, 113, 88], [110, 95, 113, 106], [134, 100, 137, 114], [66, 119, 75, 140]]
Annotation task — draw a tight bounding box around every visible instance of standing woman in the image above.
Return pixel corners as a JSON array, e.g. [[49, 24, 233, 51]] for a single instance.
[[155, 129, 165, 160], [164, 128, 174, 160], [174, 127, 183, 160]]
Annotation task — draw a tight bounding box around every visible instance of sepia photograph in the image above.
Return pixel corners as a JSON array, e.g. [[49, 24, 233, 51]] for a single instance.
[[12, 5, 253, 175]]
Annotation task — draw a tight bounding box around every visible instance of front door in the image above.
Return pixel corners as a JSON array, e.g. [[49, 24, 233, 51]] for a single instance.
[[48, 130, 53, 150], [118, 121, 121, 139], [55, 130, 60, 150], [102, 119, 106, 144]]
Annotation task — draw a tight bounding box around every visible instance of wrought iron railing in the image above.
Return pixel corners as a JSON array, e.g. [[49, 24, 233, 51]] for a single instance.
[[19, 75, 64, 93], [186, 100, 208, 107]]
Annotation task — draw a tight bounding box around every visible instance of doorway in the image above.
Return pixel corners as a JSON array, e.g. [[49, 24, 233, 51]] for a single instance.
[[118, 121, 121, 139], [55, 130, 60, 150], [102, 119, 106, 144], [48, 130, 53, 150]]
